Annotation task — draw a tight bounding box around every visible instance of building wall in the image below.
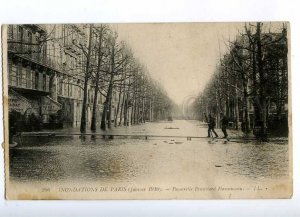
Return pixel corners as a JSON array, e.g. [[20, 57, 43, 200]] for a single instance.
[[7, 25, 60, 127], [7, 24, 109, 130], [47, 24, 120, 128]]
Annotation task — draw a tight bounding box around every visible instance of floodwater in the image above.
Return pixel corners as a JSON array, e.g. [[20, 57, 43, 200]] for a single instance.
[[9, 120, 289, 185]]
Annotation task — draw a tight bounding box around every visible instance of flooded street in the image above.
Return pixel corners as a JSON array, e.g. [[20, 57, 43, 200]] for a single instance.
[[2, 21, 294, 213], [9, 120, 289, 187]]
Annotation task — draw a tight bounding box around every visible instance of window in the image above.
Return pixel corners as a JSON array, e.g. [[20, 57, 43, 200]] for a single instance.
[[35, 71, 39, 89], [28, 31, 32, 41], [43, 74, 46, 91], [16, 64, 22, 87], [21, 66, 27, 88], [47, 43, 51, 59], [46, 75, 49, 92], [90, 90, 94, 103], [69, 79, 73, 97], [9, 62, 18, 86], [63, 76, 68, 96], [28, 31, 33, 57], [25, 67, 32, 89], [12, 26, 18, 44], [78, 82, 82, 99], [67, 78, 70, 97], [8, 61, 12, 84], [23, 29, 28, 53], [18, 26, 23, 42], [99, 94, 102, 105], [97, 94, 101, 104], [63, 25, 66, 46], [42, 45, 47, 64], [8, 26, 13, 40], [38, 72, 43, 91], [113, 91, 117, 103], [10, 64, 18, 86], [73, 86, 77, 98], [31, 69, 35, 89], [58, 76, 63, 95]]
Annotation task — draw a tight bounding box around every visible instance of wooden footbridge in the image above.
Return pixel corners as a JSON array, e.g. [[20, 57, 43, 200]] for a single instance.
[[17, 132, 286, 142], [20, 132, 209, 141]]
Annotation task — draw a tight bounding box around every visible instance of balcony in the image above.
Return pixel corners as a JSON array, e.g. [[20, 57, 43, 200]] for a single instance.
[[9, 85, 50, 97], [8, 42, 65, 74], [24, 24, 47, 34]]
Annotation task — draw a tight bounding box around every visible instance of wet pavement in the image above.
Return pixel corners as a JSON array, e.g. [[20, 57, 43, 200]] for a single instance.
[[9, 120, 289, 185]]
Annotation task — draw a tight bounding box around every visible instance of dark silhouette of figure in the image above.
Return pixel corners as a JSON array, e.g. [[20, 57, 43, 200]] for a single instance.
[[220, 112, 229, 139], [207, 114, 218, 138]]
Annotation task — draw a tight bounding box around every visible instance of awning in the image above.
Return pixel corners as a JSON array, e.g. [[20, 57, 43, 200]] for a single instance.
[[8, 89, 39, 115], [41, 96, 62, 115]]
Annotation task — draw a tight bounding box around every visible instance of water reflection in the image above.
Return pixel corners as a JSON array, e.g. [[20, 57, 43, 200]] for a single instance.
[[9, 120, 289, 184]]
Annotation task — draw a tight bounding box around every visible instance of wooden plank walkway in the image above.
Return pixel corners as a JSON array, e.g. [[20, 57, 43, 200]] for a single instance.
[[18, 132, 288, 142], [20, 132, 209, 140]]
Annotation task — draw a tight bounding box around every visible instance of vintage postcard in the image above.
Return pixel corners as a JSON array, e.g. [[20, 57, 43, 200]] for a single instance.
[[2, 22, 292, 199]]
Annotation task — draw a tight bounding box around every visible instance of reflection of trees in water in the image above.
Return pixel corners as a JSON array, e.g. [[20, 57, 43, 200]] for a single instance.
[[9, 120, 289, 184]]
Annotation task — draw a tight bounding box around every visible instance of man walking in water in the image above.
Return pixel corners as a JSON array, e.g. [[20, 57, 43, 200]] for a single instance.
[[220, 112, 229, 140], [207, 114, 218, 138]]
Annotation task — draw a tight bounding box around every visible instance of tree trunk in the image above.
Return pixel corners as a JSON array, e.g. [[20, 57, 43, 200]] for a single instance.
[[107, 78, 114, 129], [142, 97, 145, 123], [91, 81, 99, 132], [124, 94, 129, 126], [119, 91, 126, 126], [251, 41, 260, 127], [114, 88, 122, 127], [100, 74, 114, 130], [100, 99, 108, 131], [257, 22, 268, 139], [108, 92, 112, 129], [149, 99, 152, 121], [80, 24, 93, 133], [133, 91, 137, 124], [242, 77, 251, 134], [91, 26, 104, 131], [106, 39, 116, 130], [137, 99, 141, 123], [131, 100, 134, 125], [235, 81, 240, 131]]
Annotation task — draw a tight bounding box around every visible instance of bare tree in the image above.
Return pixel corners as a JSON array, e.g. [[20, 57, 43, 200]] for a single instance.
[[90, 24, 110, 131], [79, 24, 94, 133]]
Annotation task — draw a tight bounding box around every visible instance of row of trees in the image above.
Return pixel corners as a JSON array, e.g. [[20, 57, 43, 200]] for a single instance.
[[192, 23, 288, 139], [68, 24, 174, 133], [7, 24, 175, 133]]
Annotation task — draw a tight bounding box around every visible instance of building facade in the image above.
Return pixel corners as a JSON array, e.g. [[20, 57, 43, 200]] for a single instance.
[[7, 24, 118, 130]]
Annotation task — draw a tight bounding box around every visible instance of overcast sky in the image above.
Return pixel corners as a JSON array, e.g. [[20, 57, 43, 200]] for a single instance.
[[113, 23, 252, 105]]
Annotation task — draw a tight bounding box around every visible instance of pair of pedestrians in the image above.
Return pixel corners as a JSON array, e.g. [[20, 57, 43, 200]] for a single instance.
[[205, 113, 229, 139]]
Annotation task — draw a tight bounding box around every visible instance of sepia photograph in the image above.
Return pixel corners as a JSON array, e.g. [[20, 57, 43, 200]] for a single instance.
[[2, 22, 292, 199]]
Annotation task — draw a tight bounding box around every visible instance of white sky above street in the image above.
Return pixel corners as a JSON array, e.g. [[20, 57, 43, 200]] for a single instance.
[[113, 23, 277, 105]]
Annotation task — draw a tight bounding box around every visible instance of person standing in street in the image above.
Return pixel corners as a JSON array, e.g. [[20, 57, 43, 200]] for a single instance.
[[220, 112, 229, 140], [207, 114, 218, 138]]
